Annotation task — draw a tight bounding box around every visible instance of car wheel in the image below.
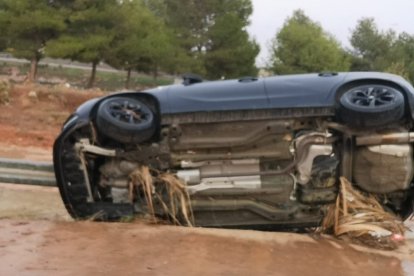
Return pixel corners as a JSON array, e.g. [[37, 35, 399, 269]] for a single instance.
[[96, 97, 156, 143], [339, 84, 405, 128]]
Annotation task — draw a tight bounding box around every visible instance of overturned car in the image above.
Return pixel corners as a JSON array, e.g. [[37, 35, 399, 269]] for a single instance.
[[54, 72, 414, 228]]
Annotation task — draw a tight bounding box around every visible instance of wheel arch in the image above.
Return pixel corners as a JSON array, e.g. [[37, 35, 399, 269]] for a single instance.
[[92, 92, 161, 117], [334, 78, 414, 123], [91, 92, 162, 141]]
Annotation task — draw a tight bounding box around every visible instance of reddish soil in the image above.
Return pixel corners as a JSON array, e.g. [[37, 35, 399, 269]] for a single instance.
[[0, 83, 103, 150]]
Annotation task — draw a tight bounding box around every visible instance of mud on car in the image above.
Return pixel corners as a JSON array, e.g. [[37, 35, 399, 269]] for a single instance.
[[54, 72, 414, 228]]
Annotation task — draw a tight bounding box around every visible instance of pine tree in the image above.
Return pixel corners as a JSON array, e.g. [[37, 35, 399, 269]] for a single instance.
[[46, 0, 120, 88], [1, 0, 65, 81], [269, 10, 349, 74], [106, 0, 179, 87], [146, 0, 259, 79]]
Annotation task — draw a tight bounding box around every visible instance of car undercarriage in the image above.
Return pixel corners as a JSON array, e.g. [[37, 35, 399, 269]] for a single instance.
[[53, 73, 414, 228]]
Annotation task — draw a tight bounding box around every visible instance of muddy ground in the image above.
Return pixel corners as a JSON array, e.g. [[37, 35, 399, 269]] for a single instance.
[[1, 83, 414, 275], [1, 183, 414, 276]]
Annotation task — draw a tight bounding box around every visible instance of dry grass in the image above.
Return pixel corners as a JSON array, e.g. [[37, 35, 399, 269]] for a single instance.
[[0, 79, 10, 104], [157, 173, 194, 226], [129, 166, 194, 226], [322, 177, 406, 250]]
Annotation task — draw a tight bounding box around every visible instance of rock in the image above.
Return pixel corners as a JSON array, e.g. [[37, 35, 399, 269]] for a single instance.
[[28, 91, 38, 101]]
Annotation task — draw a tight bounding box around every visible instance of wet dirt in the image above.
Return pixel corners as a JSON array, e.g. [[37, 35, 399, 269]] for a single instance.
[[0, 184, 413, 275], [0, 219, 406, 276], [0, 83, 414, 275], [0, 184, 70, 221]]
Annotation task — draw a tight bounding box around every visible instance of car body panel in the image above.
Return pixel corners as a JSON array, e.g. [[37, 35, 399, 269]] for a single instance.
[[145, 78, 268, 114], [66, 73, 414, 123], [141, 72, 414, 118], [264, 73, 347, 108]]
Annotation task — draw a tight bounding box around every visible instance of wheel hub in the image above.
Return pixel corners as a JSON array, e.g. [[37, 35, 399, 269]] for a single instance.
[[350, 87, 395, 108], [108, 100, 148, 124]]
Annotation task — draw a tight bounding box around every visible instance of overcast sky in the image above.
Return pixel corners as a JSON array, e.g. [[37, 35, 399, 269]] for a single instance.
[[248, 0, 414, 66]]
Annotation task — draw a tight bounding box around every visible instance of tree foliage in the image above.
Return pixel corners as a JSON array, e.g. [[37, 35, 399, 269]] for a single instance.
[[148, 0, 259, 79], [1, 0, 259, 86], [104, 0, 177, 87], [0, 0, 65, 81], [46, 0, 121, 88], [269, 10, 350, 74], [349, 18, 414, 83], [204, 13, 260, 79], [0, 6, 8, 51], [350, 18, 396, 71], [389, 33, 414, 82]]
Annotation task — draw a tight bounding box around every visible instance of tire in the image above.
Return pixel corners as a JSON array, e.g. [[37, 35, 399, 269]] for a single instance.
[[96, 97, 156, 144], [339, 84, 405, 128]]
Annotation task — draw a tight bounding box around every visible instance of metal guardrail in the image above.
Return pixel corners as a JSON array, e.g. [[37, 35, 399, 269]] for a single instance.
[[0, 158, 56, 187]]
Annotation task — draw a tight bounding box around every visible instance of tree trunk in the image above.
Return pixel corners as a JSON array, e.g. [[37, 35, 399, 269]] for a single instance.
[[125, 68, 132, 89], [87, 61, 98, 89], [28, 57, 39, 83]]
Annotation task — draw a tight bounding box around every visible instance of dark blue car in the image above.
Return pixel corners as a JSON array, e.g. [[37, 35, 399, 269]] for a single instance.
[[53, 72, 414, 228]]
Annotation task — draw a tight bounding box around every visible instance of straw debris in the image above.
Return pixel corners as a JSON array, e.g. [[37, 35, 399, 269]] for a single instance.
[[321, 177, 406, 250], [129, 166, 194, 226]]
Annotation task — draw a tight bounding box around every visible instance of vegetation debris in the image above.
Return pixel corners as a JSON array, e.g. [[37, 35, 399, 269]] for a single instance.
[[129, 166, 194, 226], [321, 177, 406, 250]]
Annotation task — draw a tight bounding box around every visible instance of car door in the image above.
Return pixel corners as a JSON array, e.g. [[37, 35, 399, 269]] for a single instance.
[[265, 73, 346, 108], [164, 78, 269, 114]]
